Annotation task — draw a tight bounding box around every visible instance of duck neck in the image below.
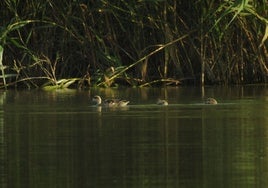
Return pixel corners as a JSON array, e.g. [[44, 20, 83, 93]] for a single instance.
[[97, 97, 102, 105]]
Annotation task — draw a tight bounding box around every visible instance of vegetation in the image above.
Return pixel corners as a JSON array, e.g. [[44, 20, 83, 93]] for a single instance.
[[0, 0, 267, 89]]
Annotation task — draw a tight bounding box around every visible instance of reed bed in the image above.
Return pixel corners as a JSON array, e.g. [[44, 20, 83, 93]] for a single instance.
[[0, 0, 267, 88]]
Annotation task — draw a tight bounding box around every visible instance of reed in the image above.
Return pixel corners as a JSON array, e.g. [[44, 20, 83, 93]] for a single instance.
[[0, 0, 267, 88]]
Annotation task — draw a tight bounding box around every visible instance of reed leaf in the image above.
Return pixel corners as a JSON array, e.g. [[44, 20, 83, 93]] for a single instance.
[[259, 24, 268, 47], [0, 20, 36, 44], [0, 45, 6, 88], [42, 78, 80, 90]]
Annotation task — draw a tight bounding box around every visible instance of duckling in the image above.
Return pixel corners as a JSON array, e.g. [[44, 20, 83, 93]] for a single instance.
[[156, 99, 168, 106], [205, 97, 218, 105], [92, 95, 129, 107]]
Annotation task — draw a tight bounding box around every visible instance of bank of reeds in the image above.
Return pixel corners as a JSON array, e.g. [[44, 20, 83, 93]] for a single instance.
[[0, 0, 267, 88]]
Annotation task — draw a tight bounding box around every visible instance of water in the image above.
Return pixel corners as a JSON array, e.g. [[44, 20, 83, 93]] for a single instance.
[[1, 86, 268, 188]]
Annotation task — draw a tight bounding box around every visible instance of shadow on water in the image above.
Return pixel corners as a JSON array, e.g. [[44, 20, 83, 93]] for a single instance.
[[0, 85, 268, 187]]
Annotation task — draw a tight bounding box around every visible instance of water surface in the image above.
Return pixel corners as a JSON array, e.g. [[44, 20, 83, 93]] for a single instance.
[[1, 86, 268, 187]]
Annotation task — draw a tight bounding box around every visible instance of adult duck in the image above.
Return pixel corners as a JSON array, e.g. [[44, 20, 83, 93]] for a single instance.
[[92, 95, 130, 107], [205, 97, 218, 104], [156, 99, 168, 106]]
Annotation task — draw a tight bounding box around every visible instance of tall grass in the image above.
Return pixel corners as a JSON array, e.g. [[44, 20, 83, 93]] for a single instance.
[[0, 0, 267, 88]]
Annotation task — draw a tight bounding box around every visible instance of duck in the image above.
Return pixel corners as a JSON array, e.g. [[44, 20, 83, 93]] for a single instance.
[[92, 95, 130, 107], [205, 97, 218, 104], [156, 99, 168, 106]]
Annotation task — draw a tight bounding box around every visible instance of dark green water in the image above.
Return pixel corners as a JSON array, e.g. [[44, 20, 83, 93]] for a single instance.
[[1, 86, 268, 188]]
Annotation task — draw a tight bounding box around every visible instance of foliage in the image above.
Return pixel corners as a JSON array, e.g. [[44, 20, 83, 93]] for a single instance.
[[42, 78, 80, 91], [0, 0, 267, 88]]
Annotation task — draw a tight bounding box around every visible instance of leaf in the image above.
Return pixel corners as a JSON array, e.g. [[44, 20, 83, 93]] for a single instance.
[[42, 78, 79, 90], [61, 79, 77, 88], [1, 20, 35, 42], [260, 24, 268, 47], [0, 74, 17, 78], [0, 45, 3, 66]]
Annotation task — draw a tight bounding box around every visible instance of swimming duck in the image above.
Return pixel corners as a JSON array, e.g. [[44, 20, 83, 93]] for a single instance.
[[92, 95, 130, 107], [205, 97, 218, 104], [156, 99, 168, 106]]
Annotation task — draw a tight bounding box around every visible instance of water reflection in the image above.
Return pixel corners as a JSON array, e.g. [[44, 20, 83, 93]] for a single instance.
[[0, 86, 268, 187], [201, 112, 267, 188], [91, 106, 130, 113]]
